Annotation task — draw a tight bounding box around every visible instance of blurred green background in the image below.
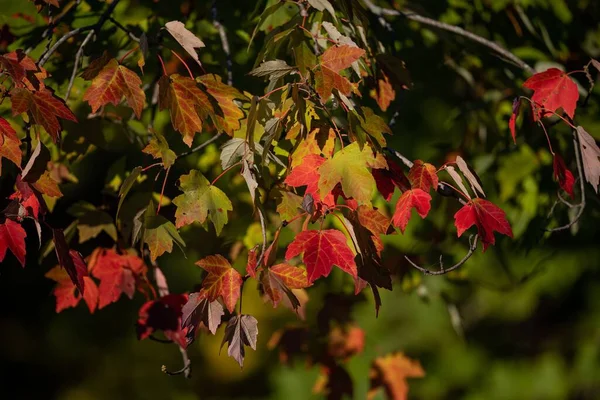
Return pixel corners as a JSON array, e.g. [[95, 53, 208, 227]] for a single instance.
[[1, 0, 599, 399]]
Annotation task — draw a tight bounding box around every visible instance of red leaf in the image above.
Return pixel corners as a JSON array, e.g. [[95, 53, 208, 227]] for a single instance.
[[11, 88, 76, 141], [195, 255, 243, 313], [284, 153, 327, 200], [509, 98, 521, 143], [391, 189, 431, 233], [0, 116, 18, 144], [46, 269, 99, 313], [246, 246, 258, 278], [137, 294, 188, 348], [523, 68, 579, 120], [0, 219, 26, 267], [89, 248, 147, 309], [285, 229, 357, 283], [552, 154, 575, 199], [52, 229, 87, 293], [454, 198, 513, 251], [9, 175, 44, 219], [372, 156, 410, 201], [320, 45, 365, 72]]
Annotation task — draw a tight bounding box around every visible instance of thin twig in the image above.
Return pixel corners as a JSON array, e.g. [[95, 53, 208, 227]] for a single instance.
[[162, 345, 192, 379], [406, 235, 479, 275], [108, 16, 141, 42], [212, 0, 233, 85], [547, 130, 586, 232], [361, 0, 534, 74], [177, 134, 223, 158], [65, 30, 94, 100], [38, 27, 91, 67]]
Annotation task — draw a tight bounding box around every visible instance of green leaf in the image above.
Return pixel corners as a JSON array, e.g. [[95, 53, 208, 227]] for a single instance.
[[143, 202, 186, 261], [172, 170, 233, 235], [143, 131, 176, 168], [117, 166, 142, 224], [68, 201, 117, 243]]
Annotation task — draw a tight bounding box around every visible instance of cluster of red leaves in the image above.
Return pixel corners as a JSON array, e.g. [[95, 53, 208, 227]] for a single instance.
[[46, 248, 148, 313]]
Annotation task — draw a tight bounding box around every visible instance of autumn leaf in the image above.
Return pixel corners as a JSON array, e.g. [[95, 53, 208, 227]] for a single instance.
[[523, 68, 579, 120], [454, 198, 513, 251], [354, 107, 392, 147], [276, 191, 303, 222], [576, 126, 600, 193], [32, 170, 62, 198], [509, 98, 521, 143], [552, 154, 575, 198], [46, 265, 98, 313], [0, 116, 18, 145], [372, 156, 410, 201], [408, 160, 438, 193], [284, 153, 327, 201], [165, 21, 205, 67], [142, 131, 176, 169], [53, 229, 88, 293], [137, 294, 188, 348], [144, 213, 186, 261], [0, 218, 27, 267], [196, 255, 243, 313], [11, 88, 76, 141], [285, 229, 357, 283], [314, 45, 365, 100], [220, 314, 258, 368], [0, 135, 22, 175], [159, 74, 212, 146], [197, 74, 245, 136], [262, 263, 310, 309], [83, 58, 145, 118], [172, 170, 233, 235], [181, 293, 225, 343], [81, 51, 112, 80], [370, 71, 396, 111], [368, 353, 425, 400], [318, 142, 377, 204], [89, 248, 147, 309], [391, 189, 432, 233]]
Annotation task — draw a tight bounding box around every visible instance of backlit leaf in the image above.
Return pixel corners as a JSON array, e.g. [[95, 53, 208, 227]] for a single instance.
[[576, 125, 600, 193], [196, 254, 243, 313], [454, 198, 513, 251], [0, 219, 26, 267], [391, 189, 432, 233], [220, 314, 258, 368], [165, 21, 205, 67], [523, 68, 579, 120]]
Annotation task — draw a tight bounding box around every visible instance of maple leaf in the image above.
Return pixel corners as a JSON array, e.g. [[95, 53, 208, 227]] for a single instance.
[[284, 154, 327, 201], [89, 248, 147, 309], [0, 218, 27, 267], [0, 50, 43, 89], [353, 107, 392, 147], [552, 154, 575, 198], [220, 314, 258, 368], [408, 160, 438, 192], [172, 170, 233, 234], [197, 74, 245, 136], [246, 246, 259, 278], [81, 51, 112, 80], [137, 294, 188, 348], [370, 71, 396, 111], [454, 198, 513, 251], [314, 45, 365, 100], [285, 229, 357, 283], [372, 156, 410, 201], [53, 229, 87, 293], [46, 264, 98, 313], [8, 175, 44, 219], [196, 255, 243, 313], [356, 205, 390, 255], [143, 212, 186, 261], [165, 21, 205, 67], [32, 170, 62, 198], [0, 116, 18, 145], [143, 131, 176, 169], [83, 58, 146, 118], [576, 126, 600, 193], [391, 189, 432, 233], [328, 324, 365, 360], [0, 135, 22, 175], [262, 263, 310, 309], [368, 353, 425, 400], [523, 68, 579, 120], [318, 142, 377, 204], [11, 88, 77, 141], [276, 191, 303, 222], [181, 293, 225, 344], [159, 74, 212, 146]]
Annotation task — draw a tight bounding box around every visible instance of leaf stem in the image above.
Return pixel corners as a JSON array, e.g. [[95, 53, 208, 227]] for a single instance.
[[171, 50, 194, 79], [156, 166, 171, 215], [157, 54, 167, 76], [211, 161, 242, 186]]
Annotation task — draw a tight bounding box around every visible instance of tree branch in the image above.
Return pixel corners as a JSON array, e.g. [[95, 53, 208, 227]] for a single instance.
[[361, 0, 534, 74], [212, 1, 233, 85], [162, 345, 192, 379], [177, 133, 223, 159], [406, 234, 479, 275]]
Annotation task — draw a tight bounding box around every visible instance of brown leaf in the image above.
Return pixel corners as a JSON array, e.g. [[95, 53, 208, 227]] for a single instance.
[[220, 314, 258, 368], [576, 126, 600, 193], [165, 21, 205, 67]]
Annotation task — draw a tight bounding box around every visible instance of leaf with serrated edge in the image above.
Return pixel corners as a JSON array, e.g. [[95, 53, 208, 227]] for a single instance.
[[220, 314, 258, 368], [196, 255, 242, 313], [391, 189, 431, 233], [454, 198, 512, 251], [576, 126, 600, 193], [165, 21, 205, 67]]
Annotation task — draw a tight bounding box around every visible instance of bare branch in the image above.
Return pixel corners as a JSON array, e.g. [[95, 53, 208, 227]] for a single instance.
[[361, 0, 534, 74], [406, 235, 479, 275], [65, 30, 94, 100], [161, 345, 192, 379], [177, 134, 223, 159]]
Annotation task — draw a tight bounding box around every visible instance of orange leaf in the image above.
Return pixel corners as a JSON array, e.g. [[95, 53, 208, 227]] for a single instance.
[[369, 353, 425, 400], [408, 160, 438, 192], [197, 74, 245, 136], [0, 135, 22, 175], [83, 58, 145, 118], [159, 74, 212, 146], [314, 64, 355, 99], [196, 254, 243, 313], [320, 45, 365, 72], [370, 71, 396, 111]]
